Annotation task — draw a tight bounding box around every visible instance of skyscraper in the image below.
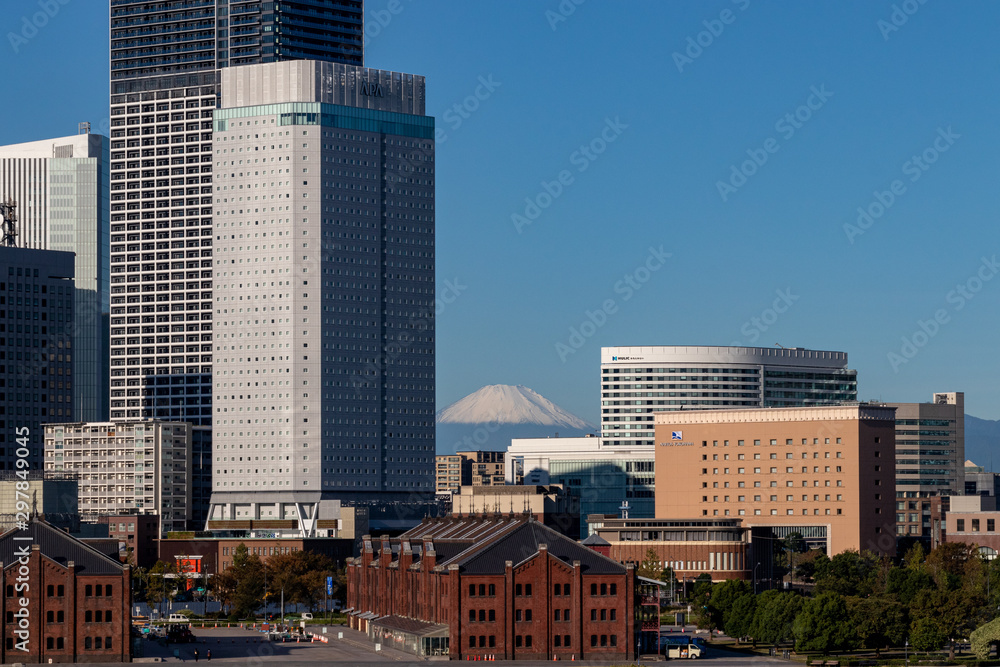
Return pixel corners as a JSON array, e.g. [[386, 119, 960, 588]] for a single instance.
[[0, 247, 75, 470], [206, 59, 435, 535], [0, 129, 110, 422], [601, 346, 858, 447], [108, 0, 364, 425]]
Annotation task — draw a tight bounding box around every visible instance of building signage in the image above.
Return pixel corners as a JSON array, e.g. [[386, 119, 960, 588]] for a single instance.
[[611, 356, 643, 361], [658, 441, 694, 447], [360, 81, 384, 97]]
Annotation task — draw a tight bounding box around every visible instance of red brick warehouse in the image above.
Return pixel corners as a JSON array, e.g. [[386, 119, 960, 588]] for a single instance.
[[348, 514, 635, 661], [0, 520, 131, 663]]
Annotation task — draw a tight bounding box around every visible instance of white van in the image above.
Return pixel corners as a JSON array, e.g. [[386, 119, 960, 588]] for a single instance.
[[168, 613, 188, 623], [301, 613, 313, 621]]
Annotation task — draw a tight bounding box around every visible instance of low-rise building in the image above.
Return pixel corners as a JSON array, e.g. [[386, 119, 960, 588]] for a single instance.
[[43, 420, 192, 535], [435, 451, 509, 495], [98, 515, 160, 569], [942, 495, 1000, 558], [452, 485, 580, 538], [347, 514, 635, 661], [587, 515, 757, 583], [0, 520, 131, 663]]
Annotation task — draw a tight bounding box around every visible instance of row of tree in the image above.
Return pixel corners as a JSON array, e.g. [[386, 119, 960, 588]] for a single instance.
[[643, 542, 1000, 658], [134, 545, 345, 620]]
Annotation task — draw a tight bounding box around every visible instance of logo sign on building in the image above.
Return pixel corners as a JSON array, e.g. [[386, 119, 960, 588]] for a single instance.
[[327, 576, 333, 596], [360, 80, 384, 97], [672, 431, 683, 440]]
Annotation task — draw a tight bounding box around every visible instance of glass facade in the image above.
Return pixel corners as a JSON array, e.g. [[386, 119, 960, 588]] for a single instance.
[[548, 458, 655, 538], [0, 248, 76, 470]]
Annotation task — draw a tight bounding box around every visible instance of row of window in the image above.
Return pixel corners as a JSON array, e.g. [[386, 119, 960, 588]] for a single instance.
[[956, 518, 997, 532], [6, 584, 112, 598], [468, 582, 617, 598]]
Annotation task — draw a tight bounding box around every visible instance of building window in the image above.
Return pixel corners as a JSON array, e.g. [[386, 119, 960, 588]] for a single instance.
[[469, 584, 475, 597], [611, 635, 618, 647], [469, 636, 475, 648], [47, 611, 54, 623], [479, 610, 486, 622], [85, 611, 93, 622], [554, 583, 561, 596], [515, 635, 523, 648], [469, 610, 475, 623], [555, 635, 561, 647], [611, 609, 617, 621], [478, 584, 486, 596], [515, 584, 522, 596], [555, 609, 561, 621], [515, 610, 522, 622], [610, 583, 617, 596], [85, 585, 93, 597], [525, 609, 532, 622], [57, 611, 64, 623], [488, 584, 496, 596], [85, 637, 92, 650], [57, 638, 64, 649], [973, 519, 981, 532], [591, 635, 598, 647], [57, 585, 64, 596], [525, 635, 532, 648], [591, 609, 597, 621], [489, 610, 495, 622], [489, 636, 496, 647], [958, 519, 965, 531], [989, 519, 996, 532], [47, 585, 54, 597], [47, 637, 54, 649], [601, 634, 608, 647]]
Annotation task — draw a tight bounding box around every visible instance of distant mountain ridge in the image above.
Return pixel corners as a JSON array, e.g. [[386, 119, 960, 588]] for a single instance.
[[436, 385, 596, 455], [966, 414, 1000, 471]]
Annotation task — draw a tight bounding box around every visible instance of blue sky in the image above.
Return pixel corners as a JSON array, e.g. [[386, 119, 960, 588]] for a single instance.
[[3, 0, 1000, 423]]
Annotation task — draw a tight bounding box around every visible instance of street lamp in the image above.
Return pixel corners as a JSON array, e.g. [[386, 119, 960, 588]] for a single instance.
[[753, 562, 761, 595], [905, 638, 909, 667]]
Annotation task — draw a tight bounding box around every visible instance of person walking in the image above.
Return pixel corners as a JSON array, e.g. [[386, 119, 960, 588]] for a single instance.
[[206, 649, 212, 661], [194, 649, 199, 662]]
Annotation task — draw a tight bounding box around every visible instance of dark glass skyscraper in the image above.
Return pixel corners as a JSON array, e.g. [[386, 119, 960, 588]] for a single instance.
[[108, 1, 364, 425]]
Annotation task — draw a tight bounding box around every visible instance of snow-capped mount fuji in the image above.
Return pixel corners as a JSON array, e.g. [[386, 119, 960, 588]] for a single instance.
[[436, 385, 596, 455]]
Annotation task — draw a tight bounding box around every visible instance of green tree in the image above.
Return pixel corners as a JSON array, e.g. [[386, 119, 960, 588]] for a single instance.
[[910, 586, 984, 660], [970, 616, 1000, 659], [226, 543, 265, 619], [814, 550, 881, 597], [751, 590, 803, 647], [910, 615, 946, 652], [636, 547, 664, 581], [710, 579, 751, 634], [689, 573, 715, 634], [146, 560, 177, 615], [726, 593, 757, 641], [793, 591, 853, 653], [209, 567, 237, 615], [848, 595, 908, 656]]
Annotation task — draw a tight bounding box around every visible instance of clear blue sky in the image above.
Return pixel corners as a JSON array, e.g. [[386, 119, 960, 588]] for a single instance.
[[4, 0, 1000, 423]]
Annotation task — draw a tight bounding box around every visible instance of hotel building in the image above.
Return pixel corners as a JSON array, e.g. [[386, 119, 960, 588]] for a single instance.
[[601, 346, 857, 447], [654, 405, 897, 556], [206, 59, 435, 534]]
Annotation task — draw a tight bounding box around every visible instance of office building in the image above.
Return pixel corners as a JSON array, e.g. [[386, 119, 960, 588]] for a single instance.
[[885, 392, 964, 539], [0, 129, 111, 422], [0, 247, 75, 470], [0, 520, 132, 663], [206, 59, 435, 533], [654, 405, 897, 556], [108, 0, 364, 425], [601, 346, 857, 447], [43, 420, 192, 535], [347, 514, 635, 661], [436, 450, 507, 494], [99, 514, 160, 568], [505, 436, 654, 537]]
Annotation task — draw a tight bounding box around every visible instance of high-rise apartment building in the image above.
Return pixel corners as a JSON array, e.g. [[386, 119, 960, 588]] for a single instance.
[[206, 59, 435, 535], [654, 405, 897, 556], [435, 450, 506, 494], [886, 392, 964, 539], [0, 247, 75, 470], [108, 0, 364, 425], [601, 346, 858, 447], [43, 420, 193, 535], [0, 129, 110, 422]]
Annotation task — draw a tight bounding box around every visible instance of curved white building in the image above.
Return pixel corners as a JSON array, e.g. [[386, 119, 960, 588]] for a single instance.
[[601, 346, 857, 447]]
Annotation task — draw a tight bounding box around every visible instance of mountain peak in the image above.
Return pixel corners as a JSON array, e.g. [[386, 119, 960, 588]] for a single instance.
[[437, 384, 595, 429]]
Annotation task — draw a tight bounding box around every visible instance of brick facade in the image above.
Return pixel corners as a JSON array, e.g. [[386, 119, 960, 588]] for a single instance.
[[347, 515, 634, 661], [0, 523, 131, 663]]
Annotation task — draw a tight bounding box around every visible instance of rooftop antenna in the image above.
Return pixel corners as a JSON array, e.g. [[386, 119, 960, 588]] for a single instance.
[[1, 199, 17, 247], [775, 343, 786, 349]]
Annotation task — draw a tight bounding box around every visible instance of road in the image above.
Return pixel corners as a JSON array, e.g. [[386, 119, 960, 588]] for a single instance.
[[108, 625, 791, 666]]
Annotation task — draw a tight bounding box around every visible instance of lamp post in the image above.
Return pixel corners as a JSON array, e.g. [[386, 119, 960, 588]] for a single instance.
[[753, 563, 761, 595], [905, 638, 909, 667]]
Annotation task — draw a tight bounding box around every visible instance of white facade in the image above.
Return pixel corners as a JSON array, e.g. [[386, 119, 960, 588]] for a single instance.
[[42, 420, 192, 535], [601, 346, 858, 447], [207, 60, 435, 536], [0, 130, 110, 422]]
